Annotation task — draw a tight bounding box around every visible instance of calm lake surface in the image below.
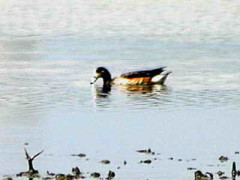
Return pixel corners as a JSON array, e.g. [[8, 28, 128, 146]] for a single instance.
[[0, 0, 240, 179]]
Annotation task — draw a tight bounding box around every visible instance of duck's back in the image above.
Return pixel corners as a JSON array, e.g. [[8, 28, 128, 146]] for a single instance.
[[112, 67, 171, 85], [113, 67, 168, 85], [120, 67, 165, 78]]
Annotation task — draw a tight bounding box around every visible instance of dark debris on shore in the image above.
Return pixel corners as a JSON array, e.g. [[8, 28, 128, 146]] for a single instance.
[[4, 148, 240, 180]]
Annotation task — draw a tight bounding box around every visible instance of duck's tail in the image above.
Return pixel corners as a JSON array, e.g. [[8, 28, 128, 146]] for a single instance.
[[151, 71, 172, 85]]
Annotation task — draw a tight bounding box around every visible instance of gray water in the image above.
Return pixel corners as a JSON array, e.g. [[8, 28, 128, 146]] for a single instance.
[[0, 0, 240, 179]]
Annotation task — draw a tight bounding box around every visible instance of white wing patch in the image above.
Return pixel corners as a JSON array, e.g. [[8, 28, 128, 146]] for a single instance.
[[151, 74, 164, 83], [152, 71, 172, 84]]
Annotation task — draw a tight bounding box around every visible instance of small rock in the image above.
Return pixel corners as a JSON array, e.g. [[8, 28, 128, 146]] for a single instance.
[[3, 177, 13, 180], [107, 171, 115, 179], [71, 153, 86, 158], [72, 167, 81, 176], [123, 161, 127, 165], [217, 171, 225, 176], [194, 170, 213, 180], [66, 174, 75, 179], [91, 172, 101, 178], [47, 171, 55, 176], [137, 148, 154, 155], [17, 170, 39, 178], [100, 160, 110, 164], [140, 159, 152, 164], [137, 149, 151, 153], [219, 156, 228, 162], [55, 174, 66, 180], [187, 167, 197, 170], [219, 176, 228, 179], [42, 177, 54, 180]]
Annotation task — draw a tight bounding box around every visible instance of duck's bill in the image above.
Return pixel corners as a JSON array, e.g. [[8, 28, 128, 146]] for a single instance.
[[90, 72, 101, 84], [90, 76, 99, 84]]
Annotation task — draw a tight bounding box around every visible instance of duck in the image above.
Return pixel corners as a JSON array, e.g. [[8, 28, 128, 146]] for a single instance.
[[90, 67, 172, 87]]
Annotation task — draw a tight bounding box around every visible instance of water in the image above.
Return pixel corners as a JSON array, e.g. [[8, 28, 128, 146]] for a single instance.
[[0, 0, 240, 179]]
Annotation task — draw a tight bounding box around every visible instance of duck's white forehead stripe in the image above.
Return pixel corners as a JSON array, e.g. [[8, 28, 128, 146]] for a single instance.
[[94, 72, 100, 78]]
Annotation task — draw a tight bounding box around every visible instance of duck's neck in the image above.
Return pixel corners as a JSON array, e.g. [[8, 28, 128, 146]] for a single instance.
[[102, 72, 112, 86]]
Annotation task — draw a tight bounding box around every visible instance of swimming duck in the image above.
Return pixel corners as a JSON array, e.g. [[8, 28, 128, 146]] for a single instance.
[[91, 67, 172, 87]]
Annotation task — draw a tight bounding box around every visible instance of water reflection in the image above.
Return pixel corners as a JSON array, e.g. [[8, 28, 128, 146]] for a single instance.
[[92, 84, 171, 110], [92, 85, 111, 98], [91, 81, 240, 111], [118, 84, 168, 94]]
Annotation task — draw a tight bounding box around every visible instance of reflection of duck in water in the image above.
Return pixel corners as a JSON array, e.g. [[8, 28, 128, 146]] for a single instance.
[[118, 84, 168, 94], [90, 67, 172, 87], [93, 85, 111, 97]]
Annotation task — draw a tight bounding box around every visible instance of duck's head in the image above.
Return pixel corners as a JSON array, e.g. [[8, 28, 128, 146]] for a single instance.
[[91, 67, 112, 86]]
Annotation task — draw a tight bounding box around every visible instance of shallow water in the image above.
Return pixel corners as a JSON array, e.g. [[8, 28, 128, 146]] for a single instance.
[[1, 0, 240, 179]]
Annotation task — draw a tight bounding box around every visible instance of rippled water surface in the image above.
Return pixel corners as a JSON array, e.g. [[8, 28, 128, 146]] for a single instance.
[[0, 0, 240, 179]]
